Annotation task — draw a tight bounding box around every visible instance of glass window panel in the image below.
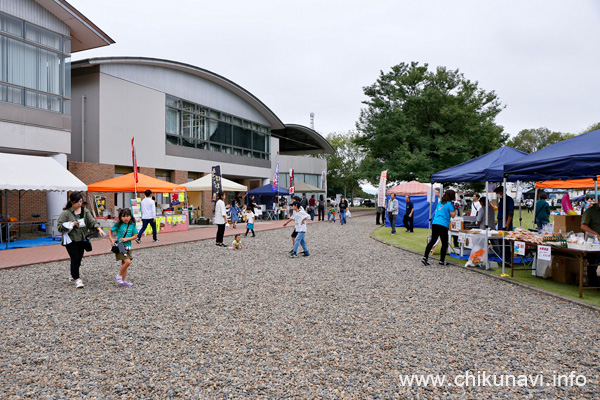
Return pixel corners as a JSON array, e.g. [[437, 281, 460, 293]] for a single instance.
[[305, 174, 319, 187], [64, 56, 71, 97], [210, 144, 220, 152], [209, 110, 219, 119], [182, 101, 194, 112], [232, 116, 242, 126], [221, 114, 231, 123], [63, 38, 70, 54], [197, 142, 207, 150], [63, 99, 71, 114], [166, 135, 179, 145], [252, 131, 266, 152], [244, 150, 252, 157], [253, 152, 261, 159], [223, 146, 232, 154], [166, 96, 181, 108], [25, 24, 61, 51], [0, 14, 23, 37], [233, 125, 251, 148], [208, 119, 231, 145], [166, 107, 180, 135], [233, 148, 242, 156]]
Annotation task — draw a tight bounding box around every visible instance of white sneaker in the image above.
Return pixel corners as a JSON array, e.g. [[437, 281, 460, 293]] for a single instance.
[[75, 279, 84, 289]]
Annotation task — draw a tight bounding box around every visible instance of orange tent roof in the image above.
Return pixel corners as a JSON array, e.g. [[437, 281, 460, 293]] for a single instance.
[[387, 180, 431, 195], [536, 176, 600, 189], [87, 173, 186, 193]]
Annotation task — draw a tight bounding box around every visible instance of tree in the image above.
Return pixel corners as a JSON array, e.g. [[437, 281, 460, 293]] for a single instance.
[[506, 127, 575, 153], [355, 62, 507, 184], [582, 122, 600, 133], [324, 131, 364, 199]]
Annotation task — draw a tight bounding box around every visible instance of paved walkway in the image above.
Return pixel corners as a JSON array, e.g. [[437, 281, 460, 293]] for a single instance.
[[0, 210, 374, 269]]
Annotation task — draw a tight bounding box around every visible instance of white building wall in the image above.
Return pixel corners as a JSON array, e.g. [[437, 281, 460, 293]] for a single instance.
[[0, 120, 70, 154], [100, 64, 270, 126]]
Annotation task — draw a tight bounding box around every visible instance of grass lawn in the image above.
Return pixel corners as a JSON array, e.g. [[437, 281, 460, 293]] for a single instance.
[[372, 210, 600, 307]]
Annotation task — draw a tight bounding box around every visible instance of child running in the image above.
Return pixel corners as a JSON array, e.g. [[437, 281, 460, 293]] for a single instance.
[[328, 204, 336, 223], [245, 205, 256, 237], [108, 208, 139, 287], [232, 233, 243, 250], [283, 201, 310, 258]]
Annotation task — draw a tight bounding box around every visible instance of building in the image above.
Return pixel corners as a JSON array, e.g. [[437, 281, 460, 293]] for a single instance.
[[0, 0, 113, 221], [70, 57, 332, 214]]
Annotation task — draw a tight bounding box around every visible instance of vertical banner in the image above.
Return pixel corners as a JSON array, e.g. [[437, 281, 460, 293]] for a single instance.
[[211, 165, 222, 202], [321, 170, 326, 193], [289, 168, 295, 195], [272, 162, 279, 192], [377, 171, 387, 207], [131, 137, 138, 183]]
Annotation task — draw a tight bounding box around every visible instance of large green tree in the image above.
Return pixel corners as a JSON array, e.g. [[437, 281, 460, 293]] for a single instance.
[[506, 127, 575, 153], [355, 62, 507, 183], [324, 131, 364, 198]]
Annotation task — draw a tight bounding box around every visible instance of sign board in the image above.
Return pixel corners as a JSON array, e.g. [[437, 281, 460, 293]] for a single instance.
[[458, 232, 467, 244], [450, 217, 463, 232], [514, 241, 526, 256], [130, 198, 142, 231], [377, 171, 387, 207], [94, 196, 106, 215], [538, 245, 551, 261]]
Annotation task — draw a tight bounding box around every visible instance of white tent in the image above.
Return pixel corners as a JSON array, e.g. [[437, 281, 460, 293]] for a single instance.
[[0, 153, 87, 191], [183, 174, 247, 192]]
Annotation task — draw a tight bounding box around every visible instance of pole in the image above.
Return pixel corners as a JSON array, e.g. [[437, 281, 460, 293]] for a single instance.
[[532, 187, 538, 230], [427, 182, 434, 241], [501, 177, 507, 275], [484, 181, 489, 270], [5, 189, 9, 250], [518, 181, 522, 228], [595, 178, 598, 204]]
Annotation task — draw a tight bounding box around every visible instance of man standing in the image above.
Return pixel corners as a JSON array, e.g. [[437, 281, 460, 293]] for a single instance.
[[136, 189, 159, 243], [581, 203, 600, 287], [339, 196, 349, 225], [387, 193, 398, 235], [494, 186, 514, 231], [403, 195, 414, 233], [300, 194, 308, 211]]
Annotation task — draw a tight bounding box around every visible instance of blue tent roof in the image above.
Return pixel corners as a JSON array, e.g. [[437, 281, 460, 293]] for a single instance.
[[504, 129, 600, 180], [247, 184, 289, 196], [431, 146, 528, 183]]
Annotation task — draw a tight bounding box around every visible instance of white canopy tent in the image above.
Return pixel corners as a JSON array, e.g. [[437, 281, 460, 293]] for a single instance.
[[182, 174, 247, 192], [0, 153, 88, 248]]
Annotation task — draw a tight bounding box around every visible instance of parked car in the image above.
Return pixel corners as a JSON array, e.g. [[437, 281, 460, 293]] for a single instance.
[[362, 199, 375, 207]]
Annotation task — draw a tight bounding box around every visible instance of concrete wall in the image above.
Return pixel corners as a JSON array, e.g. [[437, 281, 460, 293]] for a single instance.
[[71, 73, 100, 162], [0, 120, 70, 155], [276, 154, 327, 176]]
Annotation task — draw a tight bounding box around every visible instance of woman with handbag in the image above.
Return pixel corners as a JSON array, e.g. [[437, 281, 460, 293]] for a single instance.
[[57, 191, 106, 289]]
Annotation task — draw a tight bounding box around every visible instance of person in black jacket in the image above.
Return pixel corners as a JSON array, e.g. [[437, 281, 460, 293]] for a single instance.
[[339, 196, 349, 225], [403, 195, 414, 232]]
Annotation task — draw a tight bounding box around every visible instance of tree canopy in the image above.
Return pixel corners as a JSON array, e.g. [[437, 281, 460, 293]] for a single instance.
[[506, 127, 575, 153], [323, 131, 365, 198], [355, 62, 507, 183]]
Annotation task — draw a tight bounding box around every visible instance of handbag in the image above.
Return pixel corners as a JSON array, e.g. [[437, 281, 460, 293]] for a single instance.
[[111, 221, 131, 254], [83, 237, 92, 252]]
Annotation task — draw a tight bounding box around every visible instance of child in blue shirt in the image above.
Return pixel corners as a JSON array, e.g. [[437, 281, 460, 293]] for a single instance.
[[108, 208, 139, 287], [422, 189, 456, 266]]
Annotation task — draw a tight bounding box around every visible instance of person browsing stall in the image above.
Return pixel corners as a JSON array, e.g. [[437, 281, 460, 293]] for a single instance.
[[494, 186, 514, 231], [580, 204, 600, 287]]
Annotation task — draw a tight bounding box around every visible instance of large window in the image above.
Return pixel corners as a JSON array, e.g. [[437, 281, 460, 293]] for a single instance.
[[165, 95, 270, 160], [0, 12, 71, 114]]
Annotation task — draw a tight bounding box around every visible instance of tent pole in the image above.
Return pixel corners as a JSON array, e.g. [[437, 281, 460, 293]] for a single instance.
[[518, 181, 522, 228], [532, 187, 538, 230], [501, 176, 507, 275], [485, 181, 489, 270], [5, 189, 9, 250], [428, 182, 433, 241], [595, 178, 598, 204]]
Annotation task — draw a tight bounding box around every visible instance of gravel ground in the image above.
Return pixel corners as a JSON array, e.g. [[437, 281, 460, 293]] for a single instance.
[[1, 216, 599, 399]]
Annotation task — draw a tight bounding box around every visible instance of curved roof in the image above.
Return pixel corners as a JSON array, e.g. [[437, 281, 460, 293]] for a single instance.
[[71, 57, 333, 155]]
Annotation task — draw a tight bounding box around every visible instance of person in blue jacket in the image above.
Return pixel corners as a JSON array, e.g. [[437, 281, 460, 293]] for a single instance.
[[422, 189, 456, 266]]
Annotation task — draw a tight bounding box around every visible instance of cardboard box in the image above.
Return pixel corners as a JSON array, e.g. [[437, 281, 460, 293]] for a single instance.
[[551, 255, 585, 284], [553, 215, 582, 234]]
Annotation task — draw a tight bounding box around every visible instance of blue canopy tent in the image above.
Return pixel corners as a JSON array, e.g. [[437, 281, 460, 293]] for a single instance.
[[431, 146, 529, 271], [247, 184, 290, 210], [504, 129, 600, 181], [384, 195, 436, 229]]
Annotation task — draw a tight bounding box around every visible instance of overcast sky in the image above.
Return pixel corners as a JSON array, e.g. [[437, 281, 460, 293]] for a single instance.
[[69, 0, 600, 139]]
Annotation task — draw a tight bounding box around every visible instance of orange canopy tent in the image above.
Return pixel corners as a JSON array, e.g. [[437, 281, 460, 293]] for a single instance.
[[387, 180, 430, 195], [536, 176, 600, 189], [87, 173, 186, 193]]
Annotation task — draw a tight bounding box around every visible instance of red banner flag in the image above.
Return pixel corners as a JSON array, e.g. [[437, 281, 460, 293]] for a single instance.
[[132, 137, 138, 183]]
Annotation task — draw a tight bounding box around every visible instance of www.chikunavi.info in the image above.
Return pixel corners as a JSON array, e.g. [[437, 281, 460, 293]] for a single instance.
[[399, 371, 587, 388]]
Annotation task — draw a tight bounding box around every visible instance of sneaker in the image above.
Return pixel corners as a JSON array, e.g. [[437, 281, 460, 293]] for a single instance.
[[119, 281, 133, 287], [153, 239, 160, 243], [392, 232, 396, 235], [302, 253, 310, 257], [69, 277, 75, 283], [421, 257, 430, 266], [289, 250, 294, 254], [75, 279, 84, 289], [215, 243, 221, 247], [135, 238, 141, 244], [115, 274, 123, 284], [252, 234, 256, 237], [439, 261, 448, 266], [220, 244, 228, 248], [290, 253, 298, 258]]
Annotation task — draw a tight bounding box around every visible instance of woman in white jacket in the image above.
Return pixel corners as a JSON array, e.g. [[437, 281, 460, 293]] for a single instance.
[[214, 191, 227, 247]]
